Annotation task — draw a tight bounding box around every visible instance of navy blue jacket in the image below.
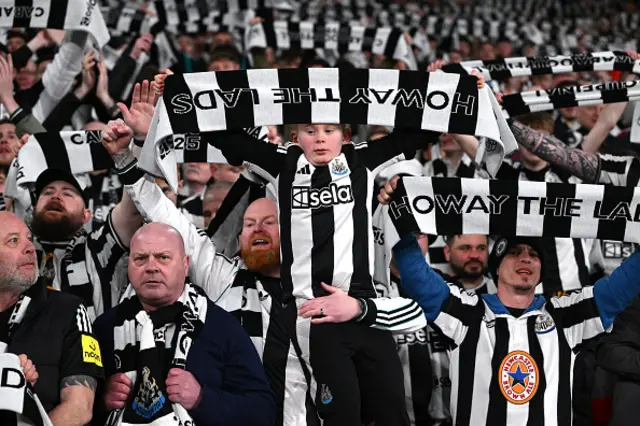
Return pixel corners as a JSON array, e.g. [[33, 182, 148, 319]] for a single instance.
[[93, 299, 275, 426]]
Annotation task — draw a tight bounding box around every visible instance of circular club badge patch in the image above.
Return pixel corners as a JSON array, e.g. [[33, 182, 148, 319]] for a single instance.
[[499, 350, 539, 404]]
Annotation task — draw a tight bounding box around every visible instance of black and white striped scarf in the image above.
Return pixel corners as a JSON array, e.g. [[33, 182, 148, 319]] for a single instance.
[[0, 0, 110, 47], [501, 79, 640, 118], [246, 20, 417, 69], [0, 295, 53, 426], [444, 51, 640, 81], [12, 132, 113, 192], [139, 68, 516, 190], [106, 282, 208, 426], [385, 176, 640, 249]]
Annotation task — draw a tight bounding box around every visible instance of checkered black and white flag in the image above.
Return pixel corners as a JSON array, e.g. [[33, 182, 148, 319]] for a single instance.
[[501, 79, 640, 118], [0, 0, 110, 47], [140, 68, 517, 191], [246, 20, 418, 70], [444, 51, 640, 81], [13, 131, 113, 190], [385, 177, 640, 252]]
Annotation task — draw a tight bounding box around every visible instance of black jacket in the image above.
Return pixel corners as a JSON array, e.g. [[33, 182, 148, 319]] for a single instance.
[[597, 296, 640, 381], [6, 282, 104, 413]]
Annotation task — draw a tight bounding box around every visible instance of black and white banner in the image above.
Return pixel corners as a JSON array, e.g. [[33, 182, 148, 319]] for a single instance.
[[245, 20, 418, 70], [0, 0, 110, 47], [13, 131, 113, 189], [385, 177, 640, 251], [139, 68, 517, 191], [0, 353, 53, 426], [501, 79, 640, 118], [444, 51, 640, 81]]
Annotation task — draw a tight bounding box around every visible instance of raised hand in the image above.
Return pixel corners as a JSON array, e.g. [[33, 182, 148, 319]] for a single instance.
[[152, 68, 173, 103], [117, 80, 156, 140], [75, 50, 97, 99], [471, 69, 485, 89], [102, 118, 134, 156], [427, 59, 446, 72], [0, 54, 14, 103], [377, 175, 400, 205], [131, 34, 154, 60], [96, 56, 114, 107]]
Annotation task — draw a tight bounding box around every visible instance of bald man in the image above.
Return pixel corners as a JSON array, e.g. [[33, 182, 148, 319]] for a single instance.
[[93, 223, 275, 426], [123, 175, 425, 426], [0, 212, 103, 426]]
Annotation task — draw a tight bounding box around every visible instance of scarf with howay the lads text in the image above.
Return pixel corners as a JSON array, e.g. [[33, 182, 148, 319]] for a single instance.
[[139, 68, 517, 191], [106, 282, 208, 426], [384, 176, 640, 249], [373, 176, 640, 286]]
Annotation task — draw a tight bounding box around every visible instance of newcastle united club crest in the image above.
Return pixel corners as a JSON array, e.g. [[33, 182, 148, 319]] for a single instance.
[[132, 367, 166, 419]]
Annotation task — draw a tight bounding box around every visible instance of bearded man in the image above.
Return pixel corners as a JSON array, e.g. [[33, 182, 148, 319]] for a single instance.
[[118, 175, 426, 426], [443, 234, 496, 294], [30, 166, 142, 321]]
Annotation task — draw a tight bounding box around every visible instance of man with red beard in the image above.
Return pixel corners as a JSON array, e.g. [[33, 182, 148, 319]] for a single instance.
[[122, 174, 426, 426]]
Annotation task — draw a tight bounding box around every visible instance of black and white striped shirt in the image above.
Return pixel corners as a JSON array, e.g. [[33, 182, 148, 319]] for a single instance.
[[126, 175, 427, 426], [211, 130, 429, 300], [494, 160, 594, 294], [394, 235, 640, 426]]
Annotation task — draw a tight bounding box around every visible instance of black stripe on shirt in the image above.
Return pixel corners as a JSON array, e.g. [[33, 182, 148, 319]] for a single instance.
[[349, 155, 375, 298], [526, 316, 546, 426], [311, 167, 335, 297], [556, 313, 573, 426], [486, 318, 510, 426], [552, 296, 600, 330], [278, 161, 296, 300], [454, 317, 481, 426]]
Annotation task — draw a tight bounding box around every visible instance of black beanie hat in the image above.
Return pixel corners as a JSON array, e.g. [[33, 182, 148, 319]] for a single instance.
[[488, 236, 545, 284]]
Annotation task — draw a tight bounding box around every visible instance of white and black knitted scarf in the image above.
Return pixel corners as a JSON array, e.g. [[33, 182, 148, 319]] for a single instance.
[[0, 0, 110, 47], [106, 283, 208, 426], [139, 68, 516, 190]]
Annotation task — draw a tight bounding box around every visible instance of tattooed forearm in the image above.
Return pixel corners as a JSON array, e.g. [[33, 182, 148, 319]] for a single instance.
[[61, 375, 97, 393], [510, 121, 600, 183]]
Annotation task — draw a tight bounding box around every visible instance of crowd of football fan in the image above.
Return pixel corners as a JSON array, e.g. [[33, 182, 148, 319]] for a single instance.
[[3, 1, 640, 425]]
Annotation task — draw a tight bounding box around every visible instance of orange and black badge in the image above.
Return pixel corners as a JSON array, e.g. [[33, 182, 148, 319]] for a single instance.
[[499, 350, 539, 404]]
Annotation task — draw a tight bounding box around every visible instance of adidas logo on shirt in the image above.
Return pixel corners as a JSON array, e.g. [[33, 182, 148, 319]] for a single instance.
[[291, 183, 354, 209], [296, 165, 311, 175]]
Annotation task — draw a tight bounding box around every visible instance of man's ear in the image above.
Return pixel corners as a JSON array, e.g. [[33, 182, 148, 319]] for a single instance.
[[290, 130, 298, 144], [83, 208, 92, 224], [443, 245, 451, 262], [183, 255, 190, 275]]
